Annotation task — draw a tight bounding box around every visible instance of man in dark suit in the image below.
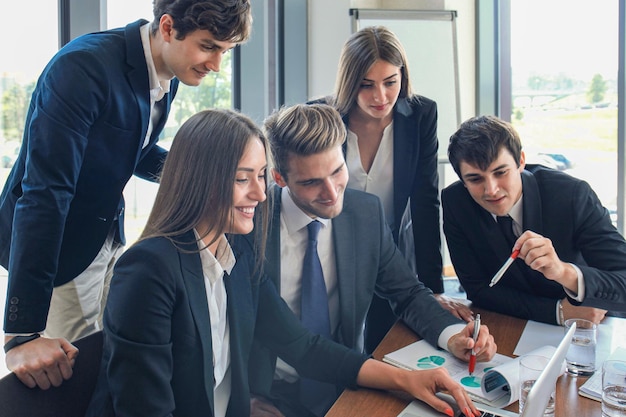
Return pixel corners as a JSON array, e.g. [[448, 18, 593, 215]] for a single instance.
[[442, 115, 626, 326], [0, 0, 251, 389], [249, 104, 497, 417]]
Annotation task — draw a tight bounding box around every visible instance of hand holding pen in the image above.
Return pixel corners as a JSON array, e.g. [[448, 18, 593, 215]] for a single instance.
[[468, 314, 480, 375], [489, 249, 519, 287]]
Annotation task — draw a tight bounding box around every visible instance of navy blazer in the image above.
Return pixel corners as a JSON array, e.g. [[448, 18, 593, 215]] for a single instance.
[[248, 187, 460, 399], [0, 20, 179, 333], [86, 232, 367, 417], [442, 165, 626, 324], [310, 96, 443, 292]]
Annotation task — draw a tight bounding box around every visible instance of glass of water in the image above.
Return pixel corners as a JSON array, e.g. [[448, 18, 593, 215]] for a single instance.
[[602, 360, 626, 417], [519, 354, 555, 417], [564, 318, 597, 376]]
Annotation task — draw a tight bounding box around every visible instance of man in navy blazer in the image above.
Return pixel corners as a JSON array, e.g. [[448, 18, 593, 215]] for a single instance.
[[248, 104, 496, 417], [0, 0, 251, 389], [442, 115, 626, 326]]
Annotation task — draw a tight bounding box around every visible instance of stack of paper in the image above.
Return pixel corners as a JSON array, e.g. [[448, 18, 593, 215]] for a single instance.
[[383, 339, 556, 408], [579, 346, 626, 402]]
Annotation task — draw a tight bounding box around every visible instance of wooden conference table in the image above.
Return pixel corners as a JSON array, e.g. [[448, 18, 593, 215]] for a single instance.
[[326, 306, 626, 417]]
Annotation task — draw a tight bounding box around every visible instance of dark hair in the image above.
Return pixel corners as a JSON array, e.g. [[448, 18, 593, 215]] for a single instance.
[[151, 0, 252, 42], [334, 26, 411, 115], [264, 104, 346, 180], [141, 109, 268, 269], [448, 115, 523, 179]]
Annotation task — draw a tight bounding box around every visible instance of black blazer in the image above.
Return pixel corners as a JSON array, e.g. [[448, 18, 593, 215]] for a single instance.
[[442, 165, 626, 323], [86, 231, 367, 417], [309, 96, 443, 292], [0, 19, 179, 333]]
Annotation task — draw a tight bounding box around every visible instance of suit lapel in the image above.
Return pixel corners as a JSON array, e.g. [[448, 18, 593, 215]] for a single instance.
[[222, 262, 255, 415], [392, 99, 417, 232], [265, 186, 283, 291], [178, 244, 215, 412], [332, 196, 358, 347], [123, 20, 152, 161], [521, 170, 544, 234]]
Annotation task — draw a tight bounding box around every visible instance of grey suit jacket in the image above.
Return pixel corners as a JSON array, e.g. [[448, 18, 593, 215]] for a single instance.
[[249, 186, 460, 398], [443, 165, 626, 324]]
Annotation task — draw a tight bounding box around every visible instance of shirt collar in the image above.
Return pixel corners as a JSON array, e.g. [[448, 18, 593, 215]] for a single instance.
[[194, 231, 236, 284], [140, 23, 171, 102], [280, 187, 330, 235]]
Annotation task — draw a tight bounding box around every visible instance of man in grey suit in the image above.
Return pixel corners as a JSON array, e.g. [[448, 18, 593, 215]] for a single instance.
[[248, 104, 497, 417]]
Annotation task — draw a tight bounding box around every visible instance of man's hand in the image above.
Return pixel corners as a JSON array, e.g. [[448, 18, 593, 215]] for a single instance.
[[515, 231, 579, 292], [5, 336, 79, 389], [250, 395, 285, 417], [434, 294, 474, 322], [447, 321, 497, 363], [561, 298, 607, 325]]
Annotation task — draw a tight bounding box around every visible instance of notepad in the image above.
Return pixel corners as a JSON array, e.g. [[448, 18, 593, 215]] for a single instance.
[[579, 346, 626, 402]]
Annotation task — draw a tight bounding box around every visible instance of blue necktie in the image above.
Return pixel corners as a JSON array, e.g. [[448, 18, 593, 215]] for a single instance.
[[299, 220, 334, 414], [300, 220, 331, 338]]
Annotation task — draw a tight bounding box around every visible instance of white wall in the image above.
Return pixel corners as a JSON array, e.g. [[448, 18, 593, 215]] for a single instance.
[[307, 0, 476, 121]]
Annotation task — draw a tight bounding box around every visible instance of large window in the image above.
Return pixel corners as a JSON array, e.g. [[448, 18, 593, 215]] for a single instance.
[[1, 3, 58, 184], [0, 0, 60, 379], [509, 0, 619, 224]]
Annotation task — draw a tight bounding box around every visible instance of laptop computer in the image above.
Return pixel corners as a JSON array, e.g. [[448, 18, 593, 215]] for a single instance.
[[397, 322, 577, 417]]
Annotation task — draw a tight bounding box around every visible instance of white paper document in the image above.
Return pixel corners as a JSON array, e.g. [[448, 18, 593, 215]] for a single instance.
[[383, 340, 557, 408], [513, 320, 562, 356], [579, 346, 626, 402]]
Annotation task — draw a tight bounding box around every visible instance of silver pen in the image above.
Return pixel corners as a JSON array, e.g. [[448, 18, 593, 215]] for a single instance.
[[489, 249, 520, 287]]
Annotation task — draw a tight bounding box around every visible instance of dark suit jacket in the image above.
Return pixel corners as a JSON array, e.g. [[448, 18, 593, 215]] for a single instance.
[[310, 96, 443, 292], [249, 187, 460, 399], [442, 165, 626, 324], [86, 231, 367, 417], [0, 20, 179, 333]]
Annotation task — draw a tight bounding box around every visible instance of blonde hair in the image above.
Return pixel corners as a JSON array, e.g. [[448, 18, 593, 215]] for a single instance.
[[264, 104, 346, 179]]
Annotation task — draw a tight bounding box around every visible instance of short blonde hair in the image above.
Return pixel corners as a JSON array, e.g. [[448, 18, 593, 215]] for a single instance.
[[264, 104, 346, 179]]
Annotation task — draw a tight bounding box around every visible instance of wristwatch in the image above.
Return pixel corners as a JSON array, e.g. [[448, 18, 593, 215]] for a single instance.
[[3, 334, 41, 353]]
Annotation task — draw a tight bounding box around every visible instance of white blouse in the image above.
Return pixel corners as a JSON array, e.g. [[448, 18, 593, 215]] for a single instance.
[[346, 122, 395, 227], [196, 231, 235, 417]]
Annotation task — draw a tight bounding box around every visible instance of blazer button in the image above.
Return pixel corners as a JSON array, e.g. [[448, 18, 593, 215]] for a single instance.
[[8, 313, 17, 321], [9, 297, 18, 304], [8, 305, 17, 313]]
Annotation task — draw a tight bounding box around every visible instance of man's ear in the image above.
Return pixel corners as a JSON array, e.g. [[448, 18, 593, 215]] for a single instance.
[[272, 168, 287, 187], [159, 14, 175, 42], [518, 150, 526, 171]]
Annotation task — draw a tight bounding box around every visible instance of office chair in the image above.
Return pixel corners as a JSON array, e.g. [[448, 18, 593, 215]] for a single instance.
[[0, 330, 103, 417]]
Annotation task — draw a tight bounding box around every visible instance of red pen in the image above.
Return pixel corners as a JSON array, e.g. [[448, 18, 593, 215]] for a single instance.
[[488, 249, 520, 287], [469, 314, 481, 375]]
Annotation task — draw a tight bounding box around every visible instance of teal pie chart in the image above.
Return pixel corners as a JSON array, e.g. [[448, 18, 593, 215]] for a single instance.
[[415, 355, 445, 369], [461, 375, 481, 388]]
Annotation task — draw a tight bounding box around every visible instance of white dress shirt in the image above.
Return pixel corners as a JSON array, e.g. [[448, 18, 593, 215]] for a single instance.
[[274, 187, 340, 382], [196, 231, 235, 417]]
